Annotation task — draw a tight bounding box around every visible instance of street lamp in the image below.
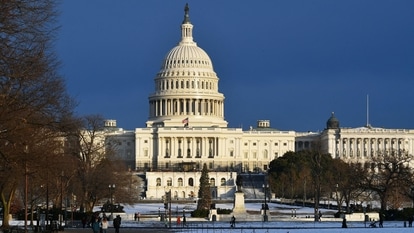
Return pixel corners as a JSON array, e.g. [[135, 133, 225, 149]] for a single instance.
[[335, 184, 339, 211], [24, 145, 29, 233], [43, 182, 49, 228], [303, 179, 306, 207], [262, 184, 269, 222], [60, 171, 65, 229], [109, 184, 115, 220]]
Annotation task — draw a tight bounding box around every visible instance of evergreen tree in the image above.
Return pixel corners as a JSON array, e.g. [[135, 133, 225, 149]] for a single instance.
[[197, 163, 211, 210]]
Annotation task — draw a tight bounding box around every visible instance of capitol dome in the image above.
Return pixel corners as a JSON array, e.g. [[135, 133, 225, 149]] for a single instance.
[[146, 4, 227, 128]]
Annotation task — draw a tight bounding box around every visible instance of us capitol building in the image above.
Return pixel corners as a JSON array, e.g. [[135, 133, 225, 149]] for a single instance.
[[99, 5, 414, 200]]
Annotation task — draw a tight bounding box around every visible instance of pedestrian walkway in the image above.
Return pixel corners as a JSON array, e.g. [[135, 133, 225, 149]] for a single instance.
[[62, 228, 173, 233]]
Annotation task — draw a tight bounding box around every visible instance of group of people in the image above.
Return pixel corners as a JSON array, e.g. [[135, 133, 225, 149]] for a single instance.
[[134, 212, 140, 222], [176, 215, 187, 227], [90, 214, 122, 233]]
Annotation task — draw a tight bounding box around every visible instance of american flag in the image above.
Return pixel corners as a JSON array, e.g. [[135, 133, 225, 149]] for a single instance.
[[182, 118, 189, 127]]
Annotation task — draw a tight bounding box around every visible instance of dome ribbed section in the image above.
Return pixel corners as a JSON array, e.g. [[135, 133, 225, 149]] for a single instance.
[[161, 45, 213, 70]]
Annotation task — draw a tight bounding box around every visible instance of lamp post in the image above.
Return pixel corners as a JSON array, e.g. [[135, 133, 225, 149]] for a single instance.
[[335, 184, 339, 211], [60, 171, 65, 228], [303, 179, 306, 207], [46, 182, 49, 228], [109, 184, 115, 220], [24, 162, 28, 233], [262, 184, 269, 222], [24, 145, 29, 233], [71, 194, 76, 227]]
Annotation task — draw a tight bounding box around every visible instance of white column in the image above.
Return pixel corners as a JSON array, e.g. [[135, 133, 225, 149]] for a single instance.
[[195, 99, 199, 115]]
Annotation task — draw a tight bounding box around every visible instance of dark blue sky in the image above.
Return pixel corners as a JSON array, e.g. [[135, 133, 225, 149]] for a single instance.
[[57, 1, 414, 132]]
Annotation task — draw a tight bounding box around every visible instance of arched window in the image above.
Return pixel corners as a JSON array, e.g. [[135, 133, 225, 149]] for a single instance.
[[178, 178, 183, 186], [263, 150, 268, 159], [210, 178, 215, 187], [156, 178, 161, 186], [188, 178, 194, 186], [167, 178, 172, 186], [221, 178, 226, 186]]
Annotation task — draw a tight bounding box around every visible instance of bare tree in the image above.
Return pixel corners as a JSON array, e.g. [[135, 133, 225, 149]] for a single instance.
[[0, 0, 75, 229], [68, 115, 141, 213], [360, 150, 414, 211], [328, 160, 365, 213]]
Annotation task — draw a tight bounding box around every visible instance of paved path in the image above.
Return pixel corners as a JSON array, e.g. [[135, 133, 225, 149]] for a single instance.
[[64, 228, 173, 233]]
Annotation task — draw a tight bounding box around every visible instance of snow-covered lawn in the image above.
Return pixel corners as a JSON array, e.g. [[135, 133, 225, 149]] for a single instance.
[[116, 202, 410, 232], [2, 201, 411, 233]]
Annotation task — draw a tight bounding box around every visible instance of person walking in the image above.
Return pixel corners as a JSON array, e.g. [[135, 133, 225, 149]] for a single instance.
[[342, 217, 347, 228], [379, 213, 384, 228], [113, 215, 121, 233], [176, 216, 181, 227], [230, 216, 236, 228], [100, 217, 108, 233], [91, 218, 100, 233]]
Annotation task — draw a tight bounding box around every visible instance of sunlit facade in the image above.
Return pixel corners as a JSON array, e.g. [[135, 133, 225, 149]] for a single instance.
[[98, 5, 414, 199]]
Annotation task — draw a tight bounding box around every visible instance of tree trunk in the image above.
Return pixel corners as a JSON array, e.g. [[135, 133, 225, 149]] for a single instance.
[[2, 204, 11, 229], [1, 189, 15, 229], [380, 193, 387, 211]]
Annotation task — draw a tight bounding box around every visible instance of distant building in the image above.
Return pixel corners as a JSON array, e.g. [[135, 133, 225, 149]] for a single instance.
[[94, 5, 414, 200]]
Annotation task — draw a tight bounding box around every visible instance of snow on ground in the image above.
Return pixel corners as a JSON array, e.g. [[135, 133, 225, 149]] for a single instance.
[[3, 202, 411, 233], [114, 202, 410, 232]]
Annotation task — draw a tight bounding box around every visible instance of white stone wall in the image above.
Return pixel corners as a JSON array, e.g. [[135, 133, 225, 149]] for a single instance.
[[145, 171, 237, 200]]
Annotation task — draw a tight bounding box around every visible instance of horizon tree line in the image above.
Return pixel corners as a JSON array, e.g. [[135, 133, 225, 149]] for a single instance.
[[268, 144, 414, 217]]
